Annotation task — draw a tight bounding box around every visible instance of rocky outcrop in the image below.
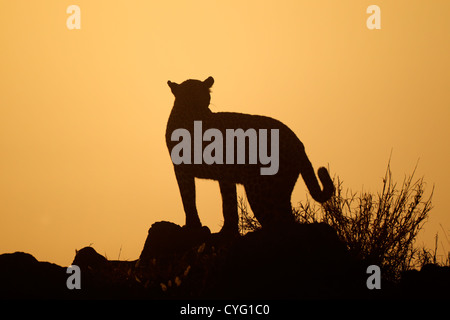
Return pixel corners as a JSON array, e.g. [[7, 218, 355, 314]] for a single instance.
[[1, 221, 449, 299]]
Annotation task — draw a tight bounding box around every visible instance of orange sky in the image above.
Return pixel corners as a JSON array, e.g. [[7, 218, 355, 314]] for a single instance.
[[1, 0, 449, 266]]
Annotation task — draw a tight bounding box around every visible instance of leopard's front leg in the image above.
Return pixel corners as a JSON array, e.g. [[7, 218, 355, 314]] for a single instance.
[[219, 180, 239, 236], [174, 168, 202, 229]]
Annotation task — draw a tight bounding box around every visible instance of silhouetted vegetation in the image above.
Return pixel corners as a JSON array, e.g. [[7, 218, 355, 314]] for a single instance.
[[239, 162, 434, 281]]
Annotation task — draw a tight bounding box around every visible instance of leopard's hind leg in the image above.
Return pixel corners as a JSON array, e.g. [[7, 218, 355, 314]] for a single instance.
[[244, 179, 295, 228]]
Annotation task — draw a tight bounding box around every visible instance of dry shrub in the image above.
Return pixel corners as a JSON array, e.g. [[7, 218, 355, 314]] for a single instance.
[[238, 161, 434, 281]]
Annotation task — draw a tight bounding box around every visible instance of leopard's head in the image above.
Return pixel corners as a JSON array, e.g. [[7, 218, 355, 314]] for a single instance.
[[168, 76, 214, 111]]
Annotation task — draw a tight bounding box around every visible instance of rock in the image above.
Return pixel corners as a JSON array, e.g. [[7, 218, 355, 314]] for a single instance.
[[2, 221, 448, 299], [0, 252, 67, 299], [211, 222, 366, 299], [72, 246, 108, 270], [139, 221, 211, 263], [401, 264, 450, 299], [70, 246, 141, 299]]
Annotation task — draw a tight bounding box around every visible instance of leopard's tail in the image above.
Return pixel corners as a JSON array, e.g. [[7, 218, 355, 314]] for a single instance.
[[300, 157, 335, 203]]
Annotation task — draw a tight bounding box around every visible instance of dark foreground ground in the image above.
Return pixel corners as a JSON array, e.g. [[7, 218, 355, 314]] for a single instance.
[[0, 221, 449, 299]]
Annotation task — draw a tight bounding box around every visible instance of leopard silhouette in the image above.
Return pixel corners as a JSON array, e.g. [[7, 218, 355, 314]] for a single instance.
[[166, 76, 334, 235]]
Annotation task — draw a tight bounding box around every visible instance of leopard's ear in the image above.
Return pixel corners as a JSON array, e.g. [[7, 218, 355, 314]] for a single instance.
[[203, 76, 214, 88], [167, 80, 179, 95]]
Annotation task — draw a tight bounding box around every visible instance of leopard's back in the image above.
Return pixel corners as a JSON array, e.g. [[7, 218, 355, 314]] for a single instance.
[[167, 110, 304, 183]]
